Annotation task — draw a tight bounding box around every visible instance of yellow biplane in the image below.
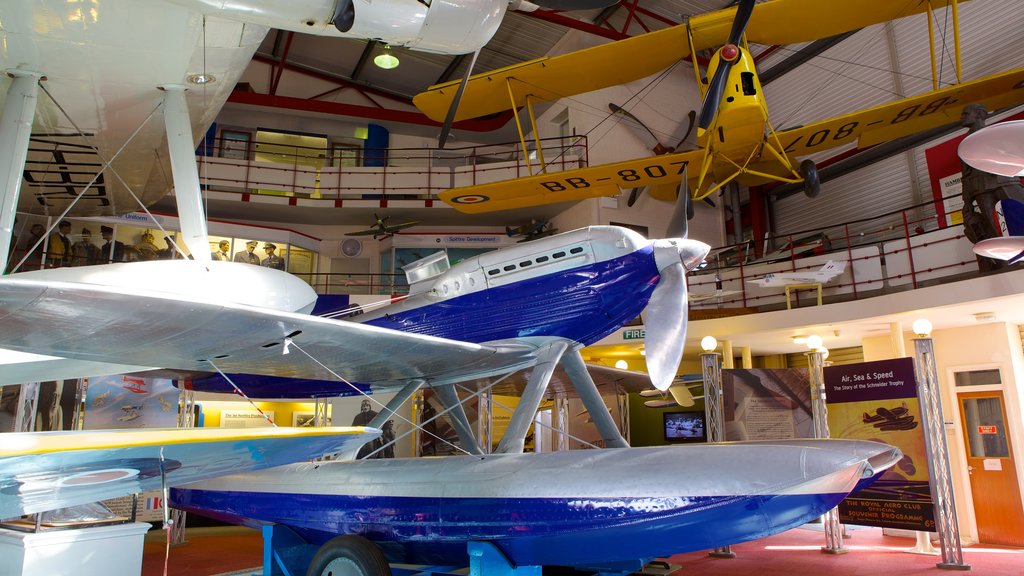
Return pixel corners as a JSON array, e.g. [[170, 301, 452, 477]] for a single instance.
[[414, 0, 1024, 217]]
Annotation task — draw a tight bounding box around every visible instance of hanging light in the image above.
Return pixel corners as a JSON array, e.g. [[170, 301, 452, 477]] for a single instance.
[[374, 45, 400, 70]]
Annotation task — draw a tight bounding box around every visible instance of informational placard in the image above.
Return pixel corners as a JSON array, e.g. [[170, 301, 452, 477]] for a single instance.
[[722, 369, 813, 441], [220, 409, 275, 428], [824, 358, 934, 531]]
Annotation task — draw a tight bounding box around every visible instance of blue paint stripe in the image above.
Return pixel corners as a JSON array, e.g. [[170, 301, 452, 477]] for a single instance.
[[172, 488, 847, 567]]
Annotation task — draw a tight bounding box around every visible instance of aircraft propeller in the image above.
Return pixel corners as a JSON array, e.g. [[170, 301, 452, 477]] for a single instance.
[[644, 235, 709, 392], [606, 104, 713, 215], [697, 0, 756, 131]]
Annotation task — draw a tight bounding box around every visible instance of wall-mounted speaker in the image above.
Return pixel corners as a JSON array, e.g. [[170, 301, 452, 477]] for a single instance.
[[340, 238, 363, 258]]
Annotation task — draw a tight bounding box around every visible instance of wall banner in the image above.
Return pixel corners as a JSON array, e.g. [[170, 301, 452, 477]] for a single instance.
[[824, 358, 934, 531]]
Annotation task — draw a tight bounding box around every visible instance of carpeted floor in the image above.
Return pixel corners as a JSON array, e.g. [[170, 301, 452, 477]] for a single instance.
[[141, 525, 1024, 576]]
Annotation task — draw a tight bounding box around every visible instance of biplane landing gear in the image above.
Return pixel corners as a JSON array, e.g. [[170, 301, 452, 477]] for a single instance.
[[306, 535, 392, 576], [800, 159, 821, 198]]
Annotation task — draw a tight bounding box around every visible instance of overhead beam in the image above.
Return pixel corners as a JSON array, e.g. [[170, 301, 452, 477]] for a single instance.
[[521, 10, 630, 41], [759, 31, 858, 85], [350, 40, 378, 83], [251, 54, 412, 106]]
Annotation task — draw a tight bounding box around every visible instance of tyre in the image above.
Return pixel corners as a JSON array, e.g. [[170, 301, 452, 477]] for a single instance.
[[800, 159, 821, 198], [305, 535, 391, 576]]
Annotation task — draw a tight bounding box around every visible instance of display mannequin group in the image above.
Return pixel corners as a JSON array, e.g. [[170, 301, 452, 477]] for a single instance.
[[960, 104, 1024, 268]]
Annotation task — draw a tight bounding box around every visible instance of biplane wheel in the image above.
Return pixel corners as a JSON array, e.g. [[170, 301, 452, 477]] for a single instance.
[[800, 159, 821, 198], [306, 535, 391, 576]]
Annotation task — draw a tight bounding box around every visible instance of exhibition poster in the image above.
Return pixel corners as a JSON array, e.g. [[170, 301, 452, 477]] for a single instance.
[[721, 368, 813, 441], [824, 358, 934, 531], [83, 374, 179, 429]]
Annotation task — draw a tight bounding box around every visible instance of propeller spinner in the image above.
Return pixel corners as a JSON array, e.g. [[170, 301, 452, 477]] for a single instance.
[[697, 0, 755, 131]]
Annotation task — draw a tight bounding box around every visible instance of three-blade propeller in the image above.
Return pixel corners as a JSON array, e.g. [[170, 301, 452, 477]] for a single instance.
[[697, 0, 755, 131]]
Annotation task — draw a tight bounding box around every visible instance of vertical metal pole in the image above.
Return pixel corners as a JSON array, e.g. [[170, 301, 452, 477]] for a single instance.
[[159, 84, 210, 262], [808, 350, 848, 554], [0, 70, 42, 268], [702, 352, 735, 559], [314, 397, 330, 426], [555, 395, 570, 451], [15, 382, 39, 432], [913, 337, 970, 570], [170, 386, 196, 545], [477, 392, 492, 454]]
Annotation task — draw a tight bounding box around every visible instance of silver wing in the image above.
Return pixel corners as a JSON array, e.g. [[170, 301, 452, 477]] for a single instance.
[[0, 276, 544, 390]]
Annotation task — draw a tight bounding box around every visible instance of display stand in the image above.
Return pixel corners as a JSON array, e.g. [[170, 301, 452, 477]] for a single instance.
[[0, 521, 149, 576], [785, 283, 822, 309]]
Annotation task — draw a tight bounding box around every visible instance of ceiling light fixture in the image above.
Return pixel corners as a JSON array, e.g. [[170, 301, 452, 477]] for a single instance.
[[374, 45, 400, 70], [792, 335, 808, 345], [186, 73, 216, 85]]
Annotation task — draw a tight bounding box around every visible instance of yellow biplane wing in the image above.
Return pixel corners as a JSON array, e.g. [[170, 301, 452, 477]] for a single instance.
[[414, 0, 970, 122], [774, 66, 1024, 157], [440, 66, 1024, 213], [440, 148, 706, 213]]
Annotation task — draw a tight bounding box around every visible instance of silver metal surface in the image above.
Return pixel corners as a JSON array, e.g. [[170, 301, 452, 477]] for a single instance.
[[913, 337, 970, 570], [560, 349, 628, 448], [808, 350, 846, 554], [0, 273, 543, 389]]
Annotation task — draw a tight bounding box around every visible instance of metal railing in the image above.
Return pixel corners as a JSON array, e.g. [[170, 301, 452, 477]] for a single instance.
[[195, 135, 589, 201], [689, 192, 988, 311]]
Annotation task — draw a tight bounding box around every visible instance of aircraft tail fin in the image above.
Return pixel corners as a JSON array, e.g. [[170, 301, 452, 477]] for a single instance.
[[1003, 198, 1024, 237], [821, 260, 847, 276]]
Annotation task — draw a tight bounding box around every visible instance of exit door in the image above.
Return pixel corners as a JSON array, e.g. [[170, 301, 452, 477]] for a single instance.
[[957, 391, 1024, 546]]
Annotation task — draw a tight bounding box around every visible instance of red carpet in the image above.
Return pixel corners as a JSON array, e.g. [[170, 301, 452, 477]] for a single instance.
[[142, 525, 1024, 576]]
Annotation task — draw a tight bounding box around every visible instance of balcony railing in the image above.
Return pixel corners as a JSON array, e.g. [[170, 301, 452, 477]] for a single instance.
[[196, 136, 589, 201]]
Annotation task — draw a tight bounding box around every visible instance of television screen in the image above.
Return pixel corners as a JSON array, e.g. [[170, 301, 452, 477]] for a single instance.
[[664, 411, 707, 443]]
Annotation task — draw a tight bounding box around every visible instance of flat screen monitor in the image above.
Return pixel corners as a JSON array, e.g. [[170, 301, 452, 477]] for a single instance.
[[663, 411, 707, 443]]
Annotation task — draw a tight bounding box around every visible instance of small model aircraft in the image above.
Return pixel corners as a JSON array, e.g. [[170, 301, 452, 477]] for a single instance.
[[505, 219, 557, 242], [972, 198, 1024, 263], [639, 374, 705, 408], [747, 260, 847, 288], [345, 214, 419, 240], [415, 0, 1024, 223]]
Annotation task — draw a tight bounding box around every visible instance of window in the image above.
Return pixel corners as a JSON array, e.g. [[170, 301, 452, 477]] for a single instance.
[[954, 369, 1001, 387], [331, 142, 362, 167], [220, 130, 252, 160]]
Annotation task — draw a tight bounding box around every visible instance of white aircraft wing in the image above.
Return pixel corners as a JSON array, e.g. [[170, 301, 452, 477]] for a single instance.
[[0, 277, 543, 390], [0, 426, 379, 519]]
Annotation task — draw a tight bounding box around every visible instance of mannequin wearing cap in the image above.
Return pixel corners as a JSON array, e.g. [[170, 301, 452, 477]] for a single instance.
[[234, 240, 261, 264], [100, 226, 127, 263], [72, 227, 102, 266], [261, 243, 285, 270], [211, 240, 231, 261]]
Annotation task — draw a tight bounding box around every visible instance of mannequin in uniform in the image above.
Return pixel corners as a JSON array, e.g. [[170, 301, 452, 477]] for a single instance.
[[261, 242, 285, 270], [234, 240, 260, 264]]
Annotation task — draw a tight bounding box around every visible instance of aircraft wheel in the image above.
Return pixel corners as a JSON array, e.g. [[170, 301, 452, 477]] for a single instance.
[[305, 535, 391, 576], [800, 159, 821, 198]]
